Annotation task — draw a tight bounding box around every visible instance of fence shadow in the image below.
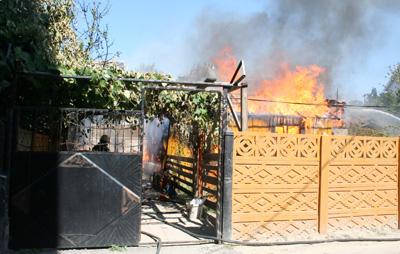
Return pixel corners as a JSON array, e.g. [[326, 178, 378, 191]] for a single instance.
[[141, 195, 216, 242]]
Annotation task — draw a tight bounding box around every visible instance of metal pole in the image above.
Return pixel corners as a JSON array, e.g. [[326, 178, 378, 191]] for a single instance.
[[139, 87, 146, 201], [216, 88, 229, 241], [222, 130, 233, 241], [19, 71, 240, 89], [240, 85, 248, 131], [226, 95, 241, 131], [1, 109, 15, 253]]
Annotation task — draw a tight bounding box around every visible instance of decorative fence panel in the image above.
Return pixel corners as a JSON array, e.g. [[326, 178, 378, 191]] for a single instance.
[[322, 136, 399, 232], [231, 132, 399, 241], [232, 133, 321, 241]]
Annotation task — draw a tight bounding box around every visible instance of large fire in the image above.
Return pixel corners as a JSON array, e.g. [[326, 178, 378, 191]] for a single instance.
[[212, 47, 329, 117], [213, 47, 240, 82], [251, 64, 328, 116]]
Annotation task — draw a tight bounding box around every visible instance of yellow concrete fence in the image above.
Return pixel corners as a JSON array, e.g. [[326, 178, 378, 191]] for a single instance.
[[232, 132, 399, 241]]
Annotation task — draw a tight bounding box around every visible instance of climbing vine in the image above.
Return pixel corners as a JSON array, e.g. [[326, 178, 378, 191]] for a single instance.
[[0, 0, 220, 150]]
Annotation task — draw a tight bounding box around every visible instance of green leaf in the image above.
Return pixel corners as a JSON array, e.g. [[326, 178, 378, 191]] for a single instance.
[[0, 80, 11, 92]]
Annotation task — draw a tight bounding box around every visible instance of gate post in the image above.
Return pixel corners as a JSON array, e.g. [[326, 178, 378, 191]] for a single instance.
[[0, 175, 7, 253], [222, 130, 233, 241], [1, 109, 14, 253], [318, 135, 329, 234]]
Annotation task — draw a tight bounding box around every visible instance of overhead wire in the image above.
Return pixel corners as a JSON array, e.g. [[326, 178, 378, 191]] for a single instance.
[[231, 96, 390, 108]]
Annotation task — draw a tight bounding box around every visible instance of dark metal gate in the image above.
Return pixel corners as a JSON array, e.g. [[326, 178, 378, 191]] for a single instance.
[[8, 108, 143, 249]]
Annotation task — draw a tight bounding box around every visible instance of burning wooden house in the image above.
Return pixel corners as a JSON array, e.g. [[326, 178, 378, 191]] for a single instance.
[[230, 99, 347, 135], [213, 48, 348, 135]]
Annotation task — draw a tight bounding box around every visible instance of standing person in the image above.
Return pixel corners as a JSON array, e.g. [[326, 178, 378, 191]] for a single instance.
[[92, 134, 110, 152]]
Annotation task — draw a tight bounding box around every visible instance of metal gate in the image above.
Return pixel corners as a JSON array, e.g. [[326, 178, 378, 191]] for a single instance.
[[8, 108, 143, 249]]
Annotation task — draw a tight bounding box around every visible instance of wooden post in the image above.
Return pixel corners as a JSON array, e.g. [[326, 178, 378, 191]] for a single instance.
[[192, 133, 198, 197], [318, 135, 329, 233], [196, 134, 204, 197], [240, 86, 248, 131]]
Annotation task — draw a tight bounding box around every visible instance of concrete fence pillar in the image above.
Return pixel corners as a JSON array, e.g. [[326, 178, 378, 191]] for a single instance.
[[398, 137, 400, 229], [318, 135, 330, 234]]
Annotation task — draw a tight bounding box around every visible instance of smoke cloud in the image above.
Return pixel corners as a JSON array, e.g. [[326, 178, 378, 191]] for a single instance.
[[186, 0, 400, 97]]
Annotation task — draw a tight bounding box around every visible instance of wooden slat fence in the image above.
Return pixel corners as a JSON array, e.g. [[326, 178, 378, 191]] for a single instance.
[[201, 153, 219, 210], [165, 155, 196, 196], [164, 152, 220, 211]]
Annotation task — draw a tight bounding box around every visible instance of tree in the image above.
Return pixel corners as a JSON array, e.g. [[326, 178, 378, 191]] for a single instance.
[[75, 0, 119, 65], [391, 64, 400, 85], [0, 0, 85, 69], [0, 0, 220, 149], [364, 64, 400, 116], [0, 0, 124, 108], [364, 88, 379, 105]]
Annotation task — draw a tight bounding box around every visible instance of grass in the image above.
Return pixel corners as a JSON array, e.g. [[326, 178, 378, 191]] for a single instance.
[[109, 245, 128, 252], [175, 188, 192, 200]]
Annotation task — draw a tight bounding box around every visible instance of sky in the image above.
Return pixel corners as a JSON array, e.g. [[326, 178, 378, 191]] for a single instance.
[[95, 0, 400, 101], [99, 0, 265, 73]]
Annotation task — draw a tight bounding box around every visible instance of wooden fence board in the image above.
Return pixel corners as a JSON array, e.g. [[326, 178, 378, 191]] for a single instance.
[[165, 155, 196, 196], [164, 152, 220, 214]]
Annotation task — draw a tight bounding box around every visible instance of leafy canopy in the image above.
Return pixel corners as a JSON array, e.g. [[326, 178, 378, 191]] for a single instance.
[[364, 64, 400, 115], [0, 0, 220, 149]]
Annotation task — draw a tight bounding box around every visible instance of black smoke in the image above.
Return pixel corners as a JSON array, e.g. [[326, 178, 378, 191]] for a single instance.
[[186, 0, 400, 96]]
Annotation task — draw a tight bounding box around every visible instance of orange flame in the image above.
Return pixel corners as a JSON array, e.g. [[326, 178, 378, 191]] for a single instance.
[[212, 47, 238, 82], [143, 150, 150, 162], [250, 64, 328, 116], [213, 47, 328, 117]]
